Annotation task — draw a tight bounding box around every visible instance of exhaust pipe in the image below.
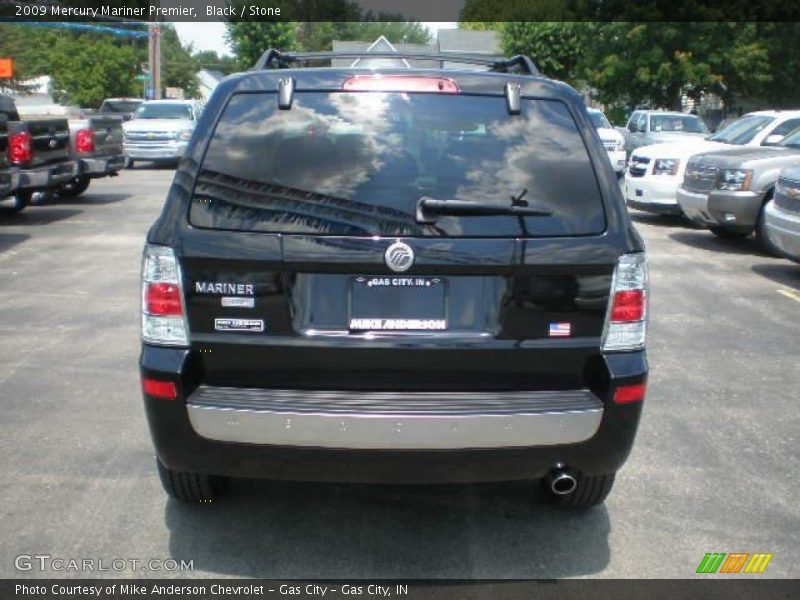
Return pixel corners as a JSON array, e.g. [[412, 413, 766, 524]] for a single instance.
[[547, 467, 578, 495]]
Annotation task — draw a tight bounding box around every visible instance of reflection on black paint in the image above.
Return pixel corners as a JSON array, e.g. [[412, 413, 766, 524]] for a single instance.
[[192, 92, 606, 237]]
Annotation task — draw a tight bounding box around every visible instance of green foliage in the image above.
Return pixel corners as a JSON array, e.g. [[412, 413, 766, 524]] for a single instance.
[[225, 15, 296, 70], [0, 22, 201, 106], [459, 23, 500, 31], [159, 24, 200, 99], [501, 22, 587, 83], [499, 21, 779, 111], [193, 51, 238, 76]]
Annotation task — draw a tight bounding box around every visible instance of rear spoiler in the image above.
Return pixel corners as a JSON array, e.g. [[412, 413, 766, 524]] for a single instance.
[[252, 49, 540, 77]]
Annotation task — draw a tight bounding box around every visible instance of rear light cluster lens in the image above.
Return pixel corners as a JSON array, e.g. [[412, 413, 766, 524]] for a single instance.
[[75, 128, 95, 154], [602, 253, 648, 351], [9, 131, 32, 164], [141, 245, 188, 346]]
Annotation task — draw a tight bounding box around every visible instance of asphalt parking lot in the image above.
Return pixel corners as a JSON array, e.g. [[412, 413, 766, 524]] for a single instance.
[[0, 167, 798, 579]]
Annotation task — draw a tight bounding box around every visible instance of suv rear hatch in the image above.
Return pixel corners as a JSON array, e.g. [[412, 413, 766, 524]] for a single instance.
[[177, 82, 619, 392]]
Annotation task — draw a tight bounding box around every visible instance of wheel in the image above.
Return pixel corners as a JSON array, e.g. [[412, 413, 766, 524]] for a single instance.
[[125, 158, 135, 169], [58, 176, 91, 198], [156, 459, 228, 503], [543, 471, 615, 509], [0, 191, 30, 213], [755, 198, 781, 256], [709, 226, 749, 239]]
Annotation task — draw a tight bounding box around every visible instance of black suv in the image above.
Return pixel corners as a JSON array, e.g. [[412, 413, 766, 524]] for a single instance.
[[140, 50, 649, 508]]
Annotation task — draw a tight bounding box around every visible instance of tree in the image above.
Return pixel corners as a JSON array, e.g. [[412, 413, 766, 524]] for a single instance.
[[49, 35, 140, 106], [193, 51, 238, 76], [500, 22, 588, 82], [581, 23, 771, 111], [225, 20, 296, 70], [0, 24, 143, 106], [159, 24, 200, 98]]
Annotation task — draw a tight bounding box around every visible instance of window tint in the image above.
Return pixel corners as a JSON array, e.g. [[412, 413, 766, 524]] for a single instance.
[[709, 115, 774, 145], [649, 114, 708, 133], [765, 118, 800, 144], [778, 127, 800, 148], [134, 103, 192, 120], [588, 111, 611, 129], [192, 92, 606, 237], [101, 101, 141, 114]]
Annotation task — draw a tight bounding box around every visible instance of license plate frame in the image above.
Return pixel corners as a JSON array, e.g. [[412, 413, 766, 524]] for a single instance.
[[348, 276, 448, 332]]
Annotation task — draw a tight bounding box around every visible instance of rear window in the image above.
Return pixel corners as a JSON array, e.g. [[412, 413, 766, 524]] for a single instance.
[[135, 103, 192, 120], [101, 100, 141, 114], [191, 92, 606, 237], [649, 114, 708, 134]]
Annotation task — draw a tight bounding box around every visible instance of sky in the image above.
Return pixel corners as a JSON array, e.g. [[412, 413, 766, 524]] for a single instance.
[[174, 22, 458, 57]]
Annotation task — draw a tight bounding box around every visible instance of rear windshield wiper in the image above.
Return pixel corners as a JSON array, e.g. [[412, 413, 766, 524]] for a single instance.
[[416, 195, 551, 223]]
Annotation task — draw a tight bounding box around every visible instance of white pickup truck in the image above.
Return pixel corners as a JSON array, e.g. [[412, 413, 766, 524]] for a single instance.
[[122, 100, 202, 167]]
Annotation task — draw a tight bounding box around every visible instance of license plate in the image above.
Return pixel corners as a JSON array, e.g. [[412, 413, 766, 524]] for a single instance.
[[349, 276, 447, 331]]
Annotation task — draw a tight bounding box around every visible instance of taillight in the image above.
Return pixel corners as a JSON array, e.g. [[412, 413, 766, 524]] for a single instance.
[[9, 131, 32, 164], [75, 128, 94, 154], [141, 377, 178, 400], [342, 75, 460, 93], [141, 245, 188, 346], [602, 253, 648, 351]]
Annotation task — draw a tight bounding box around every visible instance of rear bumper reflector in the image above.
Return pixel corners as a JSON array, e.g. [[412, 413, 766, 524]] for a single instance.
[[186, 386, 604, 450], [142, 378, 178, 400], [614, 382, 647, 404]]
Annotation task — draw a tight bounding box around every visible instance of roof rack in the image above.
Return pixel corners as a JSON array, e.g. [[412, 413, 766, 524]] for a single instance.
[[252, 49, 540, 76]]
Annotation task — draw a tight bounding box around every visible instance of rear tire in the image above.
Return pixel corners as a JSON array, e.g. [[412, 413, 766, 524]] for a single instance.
[[0, 191, 30, 213], [156, 459, 228, 503], [59, 176, 91, 198], [709, 226, 749, 240], [544, 472, 615, 509]]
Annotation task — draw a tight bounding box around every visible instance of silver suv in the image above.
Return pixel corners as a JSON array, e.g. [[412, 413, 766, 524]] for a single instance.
[[676, 128, 800, 247]]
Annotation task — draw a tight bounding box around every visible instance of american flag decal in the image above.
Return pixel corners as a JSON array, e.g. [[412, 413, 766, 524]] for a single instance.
[[549, 322, 572, 337]]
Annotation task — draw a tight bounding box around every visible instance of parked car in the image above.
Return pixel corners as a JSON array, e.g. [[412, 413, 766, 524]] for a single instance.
[[621, 110, 709, 156], [98, 97, 142, 122], [0, 94, 77, 213], [123, 99, 202, 167], [764, 166, 800, 262], [0, 111, 20, 206], [140, 50, 649, 508], [624, 110, 800, 215], [676, 128, 800, 245], [59, 115, 125, 197], [587, 108, 626, 175]]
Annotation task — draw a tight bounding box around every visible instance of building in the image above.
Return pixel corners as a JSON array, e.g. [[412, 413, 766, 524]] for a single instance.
[[332, 30, 502, 70]]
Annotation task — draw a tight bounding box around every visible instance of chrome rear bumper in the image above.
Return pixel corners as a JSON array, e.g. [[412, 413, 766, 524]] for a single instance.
[[187, 386, 604, 450]]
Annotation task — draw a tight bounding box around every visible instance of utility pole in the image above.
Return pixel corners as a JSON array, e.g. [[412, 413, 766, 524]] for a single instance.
[[147, 22, 162, 100]]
